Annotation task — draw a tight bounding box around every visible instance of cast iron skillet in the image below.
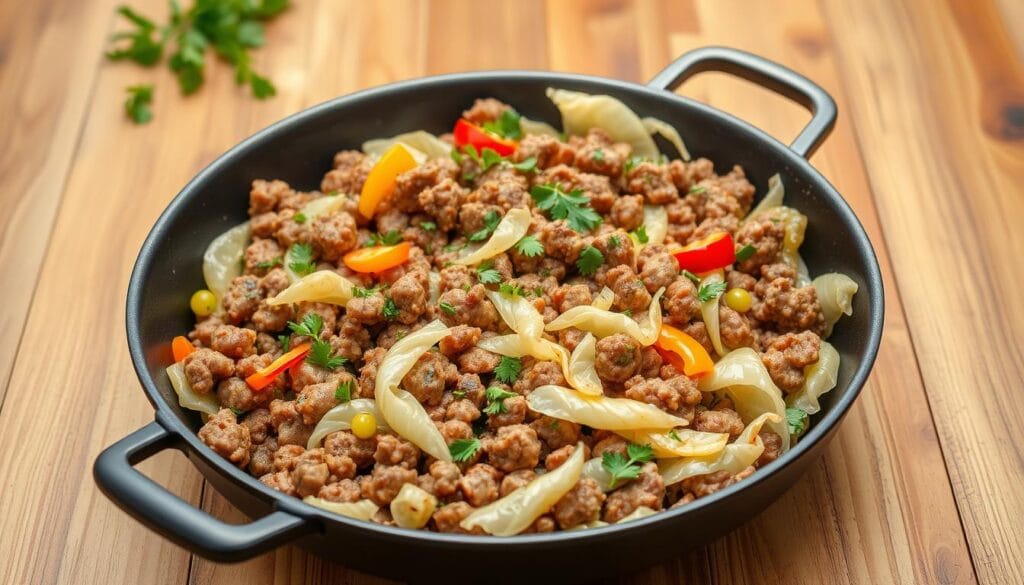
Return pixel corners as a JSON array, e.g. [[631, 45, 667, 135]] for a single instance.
[[94, 46, 883, 583]]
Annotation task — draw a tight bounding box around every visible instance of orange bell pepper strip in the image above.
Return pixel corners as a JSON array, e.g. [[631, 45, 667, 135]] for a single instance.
[[358, 144, 418, 219], [654, 324, 714, 378], [453, 119, 517, 157], [245, 342, 311, 391], [671, 232, 735, 273], [343, 241, 411, 273], [172, 335, 195, 362]]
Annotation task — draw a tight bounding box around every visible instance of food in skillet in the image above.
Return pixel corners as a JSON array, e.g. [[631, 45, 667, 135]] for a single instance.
[[170, 89, 858, 534]]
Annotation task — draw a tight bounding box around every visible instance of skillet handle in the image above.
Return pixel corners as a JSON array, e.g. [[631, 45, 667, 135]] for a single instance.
[[647, 46, 837, 158], [94, 419, 311, 562]]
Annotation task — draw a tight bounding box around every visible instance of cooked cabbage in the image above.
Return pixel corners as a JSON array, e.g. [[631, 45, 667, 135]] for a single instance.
[[546, 88, 659, 158], [390, 483, 437, 529], [618, 506, 658, 523], [747, 173, 784, 218], [461, 442, 585, 535], [306, 398, 390, 449], [202, 221, 251, 308], [813, 273, 858, 338], [641, 117, 691, 161], [527, 385, 688, 430], [166, 362, 220, 416], [299, 193, 348, 220], [427, 270, 441, 304], [520, 116, 561, 137], [363, 130, 451, 163], [303, 496, 378, 521], [698, 348, 790, 452], [581, 457, 615, 492], [453, 207, 532, 266], [267, 270, 356, 307], [590, 287, 614, 311], [699, 270, 726, 356], [544, 287, 664, 346], [787, 341, 840, 416], [643, 205, 669, 246], [566, 333, 603, 396], [375, 320, 452, 461], [659, 412, 779, 486], [617, 428, 729, 459]]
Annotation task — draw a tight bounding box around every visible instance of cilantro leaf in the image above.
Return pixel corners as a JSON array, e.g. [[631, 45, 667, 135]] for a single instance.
[[255, 257, 282, 270], [124, 84, 154, 124], [498, 283, 523, 297], [449, 438, 482, 462], [293, 212, 307, 224], [287, 243, 315, 276], [438, 301, 457, 315], [592, 148, 604, 162], [494, 356, 522, 384], [689, 185, 707, 194], [511, 157, 537, 173], [608, 235, 621, 249], [575, 245, 604, 276], [476, 260, 501, 284], [735, 243, 756, 262], [352, 285, 383, 298], [529, 184, 602, 232], [288, 313, 323, 338], [382, 297, 400, 320], [667, 429, 682, 442], [514, 235, 544, 258], [469, 210, 501, 242], [602, 442, 654, 489], [306, 339, 347, 370], [106, 7, 164, 66], [277, 334, 290, 352], [483, 386, 518, 416], [697, 280, 727, 302], [482, 109, 523, 140], [787, 407, 809, 438], [366, 230, 404, 247], [630, 224, 649, 245], [419, 221, 437, 232], [335, 380, 354, 402]]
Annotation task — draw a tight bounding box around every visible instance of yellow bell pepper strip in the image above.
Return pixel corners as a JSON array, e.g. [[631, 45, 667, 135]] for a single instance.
[[671, 231, 735, 273], [172, 336, 195, 363], [358, 144, 418, 219], [245, 342, 311, 391], [453, 119, 517, 157], [654, 324, 714, 378], [343, 241, 412, 274]]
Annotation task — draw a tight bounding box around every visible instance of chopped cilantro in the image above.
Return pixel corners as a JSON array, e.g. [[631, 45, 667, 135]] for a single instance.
[[689, 185, 707, 194], [439, 301, 457, 315], [602, 443, 655, 489], [668, 429, 682, 442], [419, 221, 437, 232], [335, 380, 354, 402], [494, 356, 522, 384], [366, 230, 403, 247], [382, 297, 400, 320], [498, 282, 523, 296], [293, 212, 307, 224], [511, 156, 537, 173], [697, 280, 727, 303], [124, 84, 154, 124], [630, 224, 649, 245], [255, 256, 283, 270], [514, 234, 544, 258], [287, 243, 315, 276], [735, 243, 756, 262], [787, 407, 809, 437], [469, 210, 501, 242], [575, 245, 604, 276], [352, 284, 383, 298], [529, 184, 603, 232], [449, 438, 482, 462], [608, 235, 621, 249], [481, 109, 523, 140], [277, 334, 290, 352], [483, 386, 518, 415], [476, 260, 502, 284], [592, 148, 605, 162]]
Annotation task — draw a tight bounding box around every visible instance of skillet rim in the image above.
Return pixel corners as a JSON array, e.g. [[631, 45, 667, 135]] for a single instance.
[[125, 69, 884, 547]]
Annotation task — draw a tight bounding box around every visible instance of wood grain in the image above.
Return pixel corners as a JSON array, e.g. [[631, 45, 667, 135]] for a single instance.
[[0, 0, 1018, 583], [821, 0, 1024, 583]]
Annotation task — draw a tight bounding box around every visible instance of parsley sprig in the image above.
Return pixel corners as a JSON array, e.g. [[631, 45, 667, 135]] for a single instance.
[[576, 245, 604, 276], [481, 110, 523, 140], [124, 84, 154, 123], [476, 260, 501, 284], [529, 184, 602, 232], [602, 443, 654, 489], [288, 314, 347, 370], [449, 438, 482, 462], [438, 301, 457, 315], [514, 235, 544, 258], [287, 243, 315, 276], [469, 210, 501, 242], [494, 356, 522, 384], [382, 297, 400, 320], [335, 379, 354, 402], [787, 407, 809, 438], [365, 230, 404, 247], [630, 224, 649, 245], [483, 386, 518, 415], [697, 280, 727, 303]]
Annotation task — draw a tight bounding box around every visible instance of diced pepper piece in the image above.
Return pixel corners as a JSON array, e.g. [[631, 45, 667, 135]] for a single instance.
[[245, 343, 311, 391], [654, 324, 714, 378], [172, 335, 195, 362], [671, 232, 735, 273], [453, 118, 517, 157], [343, 241, 411, 273], [358, 144, 418, 219]]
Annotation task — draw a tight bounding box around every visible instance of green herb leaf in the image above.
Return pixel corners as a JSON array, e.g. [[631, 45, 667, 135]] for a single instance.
[[592, 148, 605, 162], [575, 245, 604, 276], [382, 297, 400, 320], [494, 356, 522, 384], [107, 7, 164, 66], [255, 256, 283, 269], [667, 429, 681, 442], [529, 184, 603, 232], [288, 313, 323, 338], [476, 260, 501, 284], [419, 221, 437, 232], [482, 109, 522, 140], [366, 230, 404, 247], [352, 285, 383, 298], [306, 339, 347, 370], [697, 280, 727, 303], [483, 386, 518, 416], [682, 270, 701, 285], [124, 84, 154, 124], [449, 438, 482, 462], [288, 243, 316, 276], [608, 235, 621, 249], [787, 407, 809, 437], [439, 301, 457, 315], [511, 156, 537, 173], [602, 442, 655, 489], [277, 334, 290, 352], [735, 243, 756, 262], [469, 210, 501, 242], [335, 380, 354, 402], [514, 235, 544, 258], [293, 212, 307, 224], [630, 224, 649, 245], [498, 283, 523, 297], [689, 185, 707, 194]]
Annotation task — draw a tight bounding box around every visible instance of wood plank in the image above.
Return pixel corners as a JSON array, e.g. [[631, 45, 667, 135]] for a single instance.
[[821, 0, 1024, 583], [0, 0, 116, 404]]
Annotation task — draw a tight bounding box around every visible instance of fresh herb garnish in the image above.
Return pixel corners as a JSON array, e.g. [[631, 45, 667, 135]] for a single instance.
[[107, 0, 287, 123], [476, 260, 502, 284], [514, 235, 544, 258], [444, 242, 467, 253], [494, 356, 522, 384], [529, 184, 603, 232], [624, 155, 646, 173], [498, 283, 523, 297], [533, 286, 545, 297], [419, 221, 437, 232], [592, 148, 605, 162], [608, 235, 621, 249], [352, 284, 383, 298], [288, 313, 347, 370], [449, 438, 482, 462], [575, 245, 604, 276], [382, 297, 400, 320], [511, 157, 537, 173], [689, 185, 707, 194], [287, 243, 315, 276], [735, 243, 756, 262], [697, 281, 728, 302], [366, 230, 404, 247], [682, 270, 701, 286], [602, 443, 654, 489], [277, 334, 290, 352], [481, 109, 523, 140], [621, 308, 633, 318], [288, 313, 323, 338], [787, 407, 809, 437], [667, 429, 682, 442], [124, 84, 154, 124], [483, 386, 518, 415], [335, 380, 354, 402], [469, 210, 501, 242], [631, 224, 649, 244], [293, 212, 307, 224], [255, 256, 283, 270], [438, 301, 457, 315]]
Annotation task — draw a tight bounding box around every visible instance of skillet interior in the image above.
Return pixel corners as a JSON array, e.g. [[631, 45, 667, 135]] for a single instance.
[[127, 70, 882, 582]]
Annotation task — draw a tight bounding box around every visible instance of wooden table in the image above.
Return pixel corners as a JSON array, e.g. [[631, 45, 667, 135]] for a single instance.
[[1, 0, 1021, 583]]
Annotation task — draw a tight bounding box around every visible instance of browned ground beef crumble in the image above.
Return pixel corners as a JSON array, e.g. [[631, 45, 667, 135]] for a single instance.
[[189, 97, 828, 532]]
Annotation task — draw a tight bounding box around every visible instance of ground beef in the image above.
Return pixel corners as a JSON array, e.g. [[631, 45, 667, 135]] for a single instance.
[[570, 129, 630, 178], [693, 407, 745, 440], [249, 437, 277, 477], [222, 275, 261, 324], [680, 466, 756, 498], [419, 178, 468, 232], [452, 373, 487, 407], [188, 315, 223, 347], [458, 464, 501, 507], [483, 424, 541, 472], [538, 219, 587, 264], [754, 265, 826, 334], [551, 284, 592, 313], [592, 434, 629, 458], [244, 238, 283, 276], [362, 464, 419, 506], [682, 321, 715, 355], [437, 285, 501, 331], [390, 273, 427, 324], [269, 399, 314, 446], [662, 277, 700, 325], [757, 430, 784, 467], [198, 409, 251, 467], [762, 331, 821, 392], [602, 462, 665, 522], [433, 502, 484, 534], [457, 346, 501, 374], [609, 194, 644, 231], [374, 434, 421, 469], [719, 306, 756, 349], [667, 158, 714, 191], [210, 325, 257, 359], [623, 376, 683, 413], [216, 376, 270, 413], [545, 444, 589, 470], [485, 395, 528, 429], [530, 416, 581, 452], [554, 478, 606, 529], [515, 134, 576, 169], [241, 408, 273, 445], [296, 374, 351, 425], [439, 325, 481, 357], [625, 162, 678, 204], [261, 470, 296, 495], [734, 213, 785, 273], [345, 292, 386, 326], [323, 429, 376, 474], [321, 152, 371, 195], [318, 479, 363, 503], [418, 460, 462, 500], [249, 179, 293, 215], [726, 269, 757, 291], [636, 245, 678, 294], [183, 348, 234, 394], [595, 334, 642, 383], [513, 361, 566, 395], [311, 211, 358, 261], [251, 300, 293, 333], [605, 265, 651, 313], [591, 229, 636, 272], [402, 351, 457, 406], [497, 469, 535, 497], [292, 448, 330, 497], [445, 399, 481, 423]]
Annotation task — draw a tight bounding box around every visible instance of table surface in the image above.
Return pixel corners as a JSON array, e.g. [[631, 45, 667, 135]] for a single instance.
[[1, 0, 1022, 583]]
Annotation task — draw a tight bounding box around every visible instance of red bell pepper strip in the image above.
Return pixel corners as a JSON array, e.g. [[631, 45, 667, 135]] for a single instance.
[[172, 335, 195, 362], [246, 343, 311, 391], [672, 232, 735, 273], [654, 324, 714, 378], [453, 119, 517, 157]]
